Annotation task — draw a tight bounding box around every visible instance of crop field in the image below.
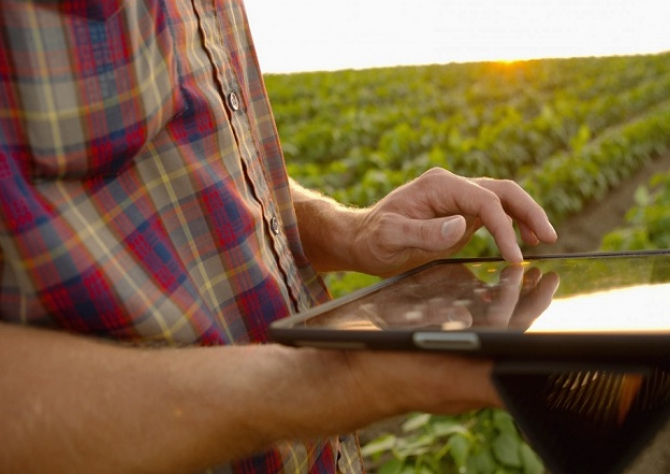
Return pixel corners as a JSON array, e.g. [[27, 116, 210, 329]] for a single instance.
[[266, 52, 670, 258], [264, 52, 670, 473]]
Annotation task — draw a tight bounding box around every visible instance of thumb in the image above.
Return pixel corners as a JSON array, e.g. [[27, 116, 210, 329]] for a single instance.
[[393, 215, 467, 253]]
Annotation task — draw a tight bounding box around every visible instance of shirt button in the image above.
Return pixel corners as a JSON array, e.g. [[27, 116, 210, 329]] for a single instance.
[[270, 215, 280, 235], [228, 91, 240, 111]]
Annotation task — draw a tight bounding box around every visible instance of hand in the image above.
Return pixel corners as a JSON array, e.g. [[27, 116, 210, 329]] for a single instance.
[[339, 349, 502, 417], [350, 168, 557, 276]]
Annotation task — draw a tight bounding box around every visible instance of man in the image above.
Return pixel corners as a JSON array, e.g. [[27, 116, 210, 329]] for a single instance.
[[0, 1, 557, 473]]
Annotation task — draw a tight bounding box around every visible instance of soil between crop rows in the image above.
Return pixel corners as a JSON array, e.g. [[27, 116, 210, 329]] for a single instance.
[[526, 151, 670, 256]]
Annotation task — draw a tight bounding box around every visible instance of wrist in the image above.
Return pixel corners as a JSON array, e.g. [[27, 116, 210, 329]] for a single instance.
[[340, 350, 501, 417], [260, 346, 395, 437], [291, 183, 364, 273]]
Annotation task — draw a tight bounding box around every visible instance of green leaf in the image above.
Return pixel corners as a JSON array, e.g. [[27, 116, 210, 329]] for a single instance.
[[492, 410, 518, 436], [415, 464, 437, 474], [378, 458, 405, 474], [492, 433, 522, 467], [466, 449, 497, 474], [519, 444, 545, 474], [401, 464, 421, 474], [448, 433, 472, 468], [634, 185, 651, 206], [431, 419, 469, 438], [402, 413, 433, 432], [394, 433, 436, 459], [360, 434, 397, 458]]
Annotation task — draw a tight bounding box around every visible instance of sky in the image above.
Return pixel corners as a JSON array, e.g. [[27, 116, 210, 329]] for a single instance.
[[244, 0, 670, 74]]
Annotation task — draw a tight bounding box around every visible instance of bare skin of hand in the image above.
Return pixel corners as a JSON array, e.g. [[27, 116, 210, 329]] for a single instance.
[[292, 168, 557, 277]]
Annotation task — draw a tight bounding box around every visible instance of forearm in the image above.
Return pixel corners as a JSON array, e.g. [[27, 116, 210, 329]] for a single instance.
[[0, 323, 381, 473]]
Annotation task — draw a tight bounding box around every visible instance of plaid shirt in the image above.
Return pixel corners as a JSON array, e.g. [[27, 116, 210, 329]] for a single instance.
[[0, 1, 363, 472]]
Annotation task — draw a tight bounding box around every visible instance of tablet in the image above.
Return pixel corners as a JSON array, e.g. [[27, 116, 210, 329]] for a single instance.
[[270, 250, 670, 362]]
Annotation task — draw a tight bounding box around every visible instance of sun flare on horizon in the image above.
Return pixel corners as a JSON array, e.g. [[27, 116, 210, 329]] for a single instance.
[[246, 0, 670, 74]]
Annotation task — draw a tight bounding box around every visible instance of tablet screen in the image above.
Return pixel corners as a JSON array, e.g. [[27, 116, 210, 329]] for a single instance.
[[303, 252, 670, 334]]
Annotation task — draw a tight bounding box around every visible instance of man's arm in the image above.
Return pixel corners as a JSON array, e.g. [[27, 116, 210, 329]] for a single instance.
[[291, 168, 557, 276], [0, 322, 499, 473]]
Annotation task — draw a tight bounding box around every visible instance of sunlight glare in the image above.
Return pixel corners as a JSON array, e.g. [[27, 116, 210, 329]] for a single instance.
[[527, 284, 670, 333], [245, 0, 670, 73]]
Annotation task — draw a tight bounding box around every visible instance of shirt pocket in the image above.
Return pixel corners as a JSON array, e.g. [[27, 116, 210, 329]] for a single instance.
[[10, 0, 186, 180]]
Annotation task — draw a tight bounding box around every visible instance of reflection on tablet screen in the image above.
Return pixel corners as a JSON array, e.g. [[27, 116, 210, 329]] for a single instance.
[[307, 253, 670, 334]]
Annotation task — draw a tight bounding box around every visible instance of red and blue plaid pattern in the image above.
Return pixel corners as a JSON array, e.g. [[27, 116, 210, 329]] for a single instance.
[[0, 0, 362, 472]]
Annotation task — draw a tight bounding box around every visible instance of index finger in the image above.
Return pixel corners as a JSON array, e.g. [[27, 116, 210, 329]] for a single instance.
[[474, 178, 558, 245]]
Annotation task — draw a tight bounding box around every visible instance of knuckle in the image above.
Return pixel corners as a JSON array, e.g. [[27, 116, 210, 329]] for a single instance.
[[377, 212, 399, 229], [478, 177, 520, 192], [499, 178, 519, 188], [374, 214, 402, 244], [419, 221, 434, 244], [424, 167, 445, 176], [421, 167, 451, 181], [480, 188, 503, 207]]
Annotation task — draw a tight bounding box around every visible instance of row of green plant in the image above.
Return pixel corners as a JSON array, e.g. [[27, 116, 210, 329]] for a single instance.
[[268, 54, 669, 143], [449, 98, 670, 261], [267, 53, 670, 210], [601, 169, 670, 251], [520, 99, 670, 222]]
